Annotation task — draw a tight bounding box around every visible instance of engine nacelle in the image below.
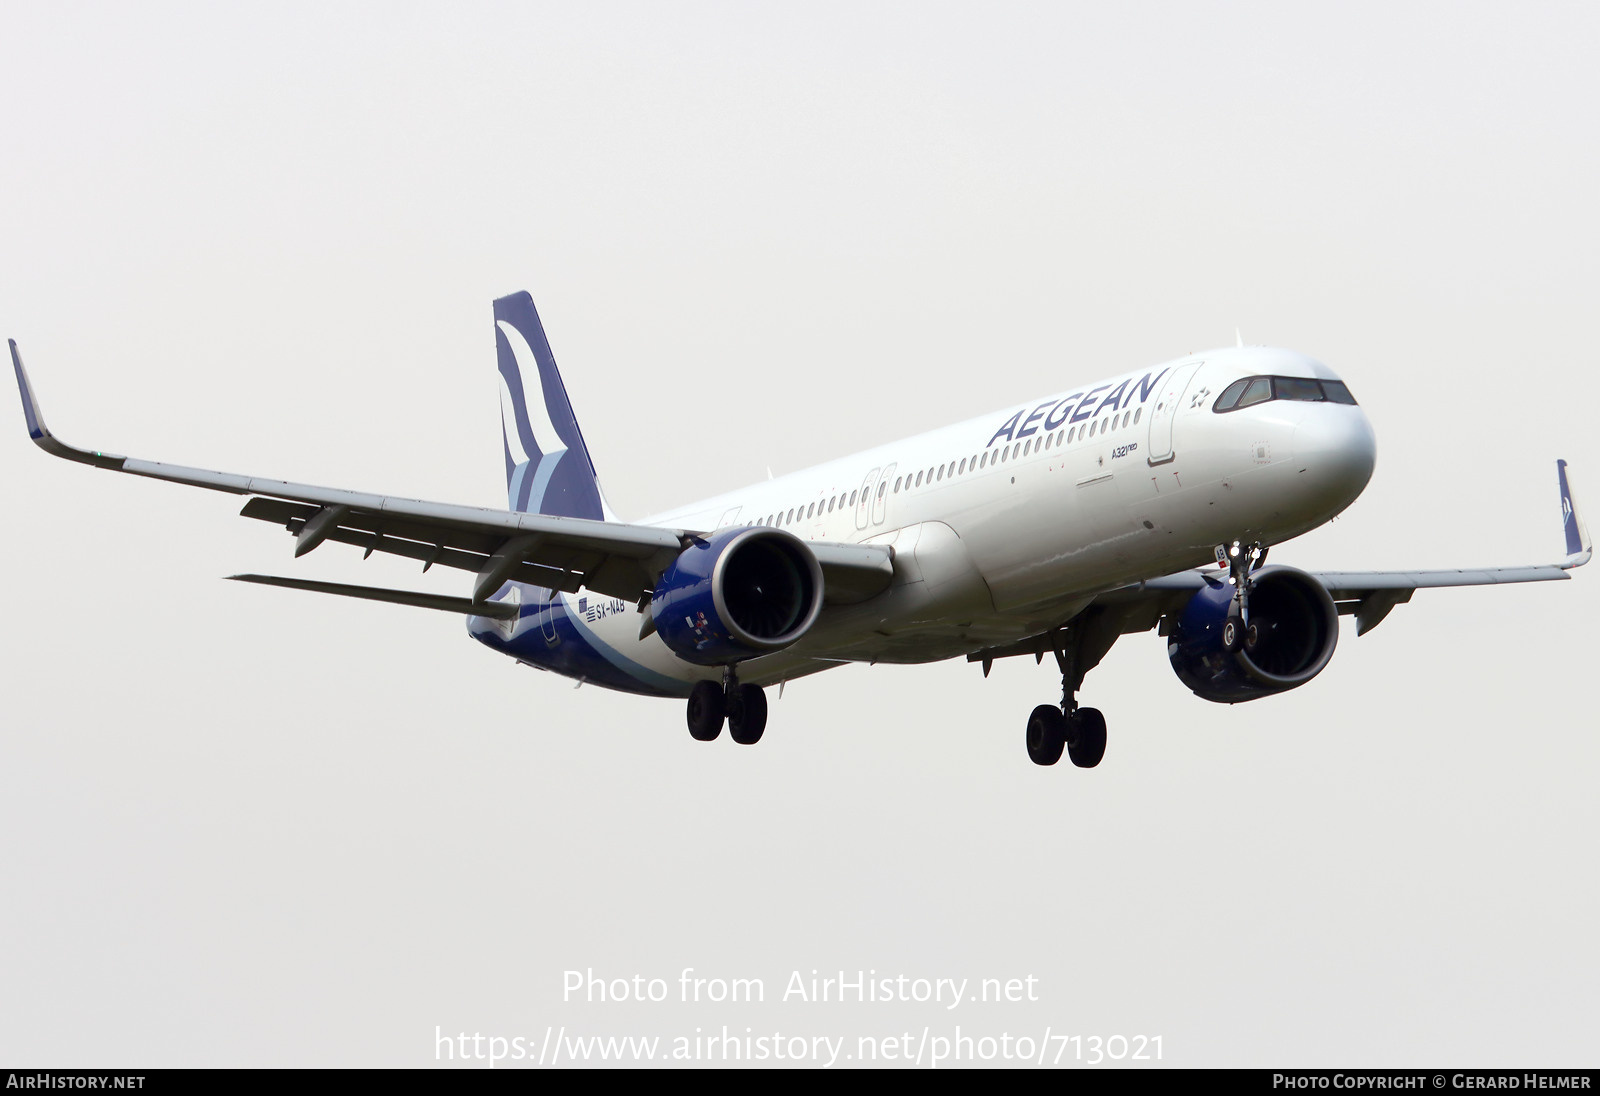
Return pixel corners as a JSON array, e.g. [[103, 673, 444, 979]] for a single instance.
[[1168, 565, 1339, 703], [650, 528, 825, 665]]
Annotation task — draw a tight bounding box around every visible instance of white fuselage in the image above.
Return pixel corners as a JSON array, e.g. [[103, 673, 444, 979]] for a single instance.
[[508, 346, 1376, 692]]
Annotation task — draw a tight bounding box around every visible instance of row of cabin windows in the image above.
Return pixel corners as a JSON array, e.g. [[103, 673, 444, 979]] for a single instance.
[[749, 487, 865, 529], [893, 406, 1142, 494], [742, 406, 1144, 528]]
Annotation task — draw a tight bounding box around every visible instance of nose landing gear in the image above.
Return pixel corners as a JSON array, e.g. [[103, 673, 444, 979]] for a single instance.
[[1218, 540, 1267, 648]]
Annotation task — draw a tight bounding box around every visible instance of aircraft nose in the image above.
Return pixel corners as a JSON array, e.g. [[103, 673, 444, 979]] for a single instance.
[[1292, 405, 1377, 511]]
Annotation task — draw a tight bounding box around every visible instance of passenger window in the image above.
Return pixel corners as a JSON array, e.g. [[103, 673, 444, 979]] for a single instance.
[[959, 458, 967, 473], [915, 471, 923, 486], [877, 482, 886, 498], [894, 476, 902, 492], [1133, 408, 1141, 424], [850, 490, 858, 506], [1274, 376, 1323, 402]]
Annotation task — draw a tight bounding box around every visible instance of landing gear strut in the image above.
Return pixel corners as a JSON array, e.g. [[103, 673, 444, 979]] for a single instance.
[[686, 668, 767, 745]]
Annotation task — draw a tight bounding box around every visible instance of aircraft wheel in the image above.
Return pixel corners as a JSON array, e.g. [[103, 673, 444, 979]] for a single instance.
[[1067, 707, 1107, 768], [687, 680, 725, 741], [1025, 704, 1066, 766], [1221, 617, 1243, 653], [728, 684, 767, 745]]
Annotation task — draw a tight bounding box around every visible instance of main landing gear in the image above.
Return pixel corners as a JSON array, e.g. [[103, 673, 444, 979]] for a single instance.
[[686, 668, 768, 745], [1025, 704, 1106, 768], [1019, 612, 1120, 769]]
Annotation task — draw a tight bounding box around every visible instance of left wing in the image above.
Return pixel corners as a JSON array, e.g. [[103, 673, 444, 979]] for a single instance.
[[971, 459, 1589, 669], [10, 341, 894, 610]]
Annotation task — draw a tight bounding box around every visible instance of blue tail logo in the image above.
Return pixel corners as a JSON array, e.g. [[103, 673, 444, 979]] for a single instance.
[[494, 292, 608, 520]]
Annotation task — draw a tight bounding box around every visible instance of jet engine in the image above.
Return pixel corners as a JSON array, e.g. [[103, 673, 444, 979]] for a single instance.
[[1167, 565, 1339, 702], [649, 528, 824, 665]]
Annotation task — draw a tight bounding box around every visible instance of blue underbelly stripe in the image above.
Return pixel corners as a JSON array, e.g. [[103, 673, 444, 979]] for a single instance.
[[559, 597, 693, 697]]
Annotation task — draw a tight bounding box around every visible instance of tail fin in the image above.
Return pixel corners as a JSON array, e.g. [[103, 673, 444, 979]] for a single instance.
[[493, 292, 616, 520]]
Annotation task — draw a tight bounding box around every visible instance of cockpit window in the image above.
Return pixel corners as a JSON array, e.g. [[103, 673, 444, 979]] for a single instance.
[[1273, 376, 1323, 402], [1214, 378, 1251, 411], [1214, 374, 1360, 412], [1238, 376, 1273, 408], [1322, 380, 1357, 404]]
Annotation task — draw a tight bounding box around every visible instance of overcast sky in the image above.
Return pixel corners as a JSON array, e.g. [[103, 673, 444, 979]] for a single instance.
[[2, 1, 1596, 1068]]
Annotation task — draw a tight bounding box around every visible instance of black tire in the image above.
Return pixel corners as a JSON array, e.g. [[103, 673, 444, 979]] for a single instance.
[[728, 684, 768, 745], [1221, 616, 1243, 653], [1067, 707, 1107, 768], [1025, 704, 1066, 766], [686, 680, 725, 741]]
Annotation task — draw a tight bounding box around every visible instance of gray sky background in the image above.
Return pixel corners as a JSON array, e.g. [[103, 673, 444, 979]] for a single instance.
[[2, 1, 1596, 1068]]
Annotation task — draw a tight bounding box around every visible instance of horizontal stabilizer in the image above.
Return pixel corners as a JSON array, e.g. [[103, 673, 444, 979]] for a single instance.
[[228, 574, 519, 618]]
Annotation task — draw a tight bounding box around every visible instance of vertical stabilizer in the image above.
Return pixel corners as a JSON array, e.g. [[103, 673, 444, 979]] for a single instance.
[[493, 292, 616, 520]]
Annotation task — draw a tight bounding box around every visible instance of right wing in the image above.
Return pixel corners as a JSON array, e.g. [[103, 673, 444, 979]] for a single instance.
[[10, 341, 894, 610]]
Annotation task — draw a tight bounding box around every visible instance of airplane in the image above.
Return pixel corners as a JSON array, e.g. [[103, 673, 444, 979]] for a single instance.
[[9, 292, 1591, 767]]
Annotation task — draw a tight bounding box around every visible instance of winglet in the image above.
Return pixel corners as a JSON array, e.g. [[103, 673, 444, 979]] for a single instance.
[[1558, 459, 1591, 569], [9, 340, 126, 469]]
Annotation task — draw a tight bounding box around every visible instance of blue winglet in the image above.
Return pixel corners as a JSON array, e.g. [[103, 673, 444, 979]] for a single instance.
[[10, 339, 48, 441], [9, 339, 126, 469], [1557, 459, 1591, 569]]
